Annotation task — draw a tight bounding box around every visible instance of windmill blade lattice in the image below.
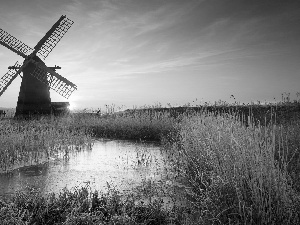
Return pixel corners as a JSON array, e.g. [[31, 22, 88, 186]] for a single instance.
[[0, 29, 33, 57], [31, 62, 77, 99], [36, 17, 74, 60], [0, 61, 23, 97]]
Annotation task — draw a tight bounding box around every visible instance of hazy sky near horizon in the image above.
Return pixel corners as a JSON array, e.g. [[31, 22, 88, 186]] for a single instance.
[[0, 0, 300, 109]]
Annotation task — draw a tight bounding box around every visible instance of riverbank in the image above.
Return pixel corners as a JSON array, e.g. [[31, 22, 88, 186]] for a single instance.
[[0, 102, 300, 224]]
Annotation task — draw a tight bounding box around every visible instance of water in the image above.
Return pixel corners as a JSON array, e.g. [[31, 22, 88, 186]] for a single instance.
[[0, 139, 171, 197]]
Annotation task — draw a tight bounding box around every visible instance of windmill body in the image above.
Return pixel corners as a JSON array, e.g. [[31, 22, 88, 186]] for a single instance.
[[16, 56, 51, 116], [0, 15, 77, 116]]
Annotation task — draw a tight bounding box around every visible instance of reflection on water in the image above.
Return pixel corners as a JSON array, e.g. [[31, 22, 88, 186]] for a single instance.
[[0, 139, 169, 197]]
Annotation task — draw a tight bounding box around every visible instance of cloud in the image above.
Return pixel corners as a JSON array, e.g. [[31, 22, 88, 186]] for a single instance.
[[100, 43, 292, 80]]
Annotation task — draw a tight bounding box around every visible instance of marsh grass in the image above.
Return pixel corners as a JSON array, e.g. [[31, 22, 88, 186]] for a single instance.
[[0, 184, 179, 225], [70, 109, 179, 141], [163, 110, 300, 224], [0, 116, 93, 173], [1, 101, 300, 224]]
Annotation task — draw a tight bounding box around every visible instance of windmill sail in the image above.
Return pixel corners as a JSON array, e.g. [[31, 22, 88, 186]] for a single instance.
[[0, 61, 23, 97], [0, 29, 33, 58], [31, 61, 77, 99], [35, 16, 74, 60]]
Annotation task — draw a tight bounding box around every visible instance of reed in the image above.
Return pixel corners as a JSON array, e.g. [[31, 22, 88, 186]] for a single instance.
[[0, 116, 93, 173], [69, 108, 178, 141], [163, 110, 300, 224], [0, 101, 299, 224], [0, 184, 176, 225]]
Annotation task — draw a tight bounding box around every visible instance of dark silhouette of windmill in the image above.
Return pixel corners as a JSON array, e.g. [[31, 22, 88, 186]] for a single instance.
[[0, 15, 77, 116]]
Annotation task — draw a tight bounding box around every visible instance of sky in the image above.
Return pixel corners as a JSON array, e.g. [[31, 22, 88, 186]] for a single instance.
[[0, 0, 300, 110]]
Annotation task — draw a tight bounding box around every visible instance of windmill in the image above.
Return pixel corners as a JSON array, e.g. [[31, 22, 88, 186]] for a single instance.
[[0, 15, 77, 116]]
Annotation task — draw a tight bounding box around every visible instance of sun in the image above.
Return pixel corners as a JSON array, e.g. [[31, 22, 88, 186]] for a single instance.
[[68, 101, 76, 111]]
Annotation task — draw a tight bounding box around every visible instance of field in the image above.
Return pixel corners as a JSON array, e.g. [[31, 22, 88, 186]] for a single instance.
[[0, 101, 300, 224]]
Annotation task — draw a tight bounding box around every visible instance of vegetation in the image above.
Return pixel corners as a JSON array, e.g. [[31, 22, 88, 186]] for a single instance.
[[0, 97, 300, 224], [0, 116, 93, 173], [163, 110, 300, 224], [68, 109, 178, 141], [0, 184, 182, 225]]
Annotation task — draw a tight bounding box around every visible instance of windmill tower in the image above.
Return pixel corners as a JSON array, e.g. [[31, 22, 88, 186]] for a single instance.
[[0, 15, 77, 116]]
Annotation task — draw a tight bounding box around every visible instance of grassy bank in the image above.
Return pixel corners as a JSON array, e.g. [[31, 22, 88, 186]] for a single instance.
[[163, 110, 300, 224], [0, 102, 300, 224], [0, 184, 184, 225], [0, 116, 93, 173], [69, 109, 179, 141]]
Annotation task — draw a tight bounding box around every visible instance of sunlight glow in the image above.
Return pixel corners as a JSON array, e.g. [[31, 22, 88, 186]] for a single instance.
[[68, 101, 76, 111]]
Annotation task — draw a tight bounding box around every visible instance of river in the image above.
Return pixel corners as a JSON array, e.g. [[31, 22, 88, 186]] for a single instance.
[[0, 139, 173, 198]]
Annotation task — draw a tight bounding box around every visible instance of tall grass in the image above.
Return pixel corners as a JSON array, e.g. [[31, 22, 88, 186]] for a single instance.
[[0, 184, 177, 225], [163, 110, 300, 224], [69, 109, 178, 141], [0, 108, 177, 172], [0, 116, 93, 173], [1, 102, 299, 224]]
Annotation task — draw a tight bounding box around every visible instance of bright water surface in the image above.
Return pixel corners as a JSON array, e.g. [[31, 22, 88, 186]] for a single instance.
[[0, 139, 171, 197]]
